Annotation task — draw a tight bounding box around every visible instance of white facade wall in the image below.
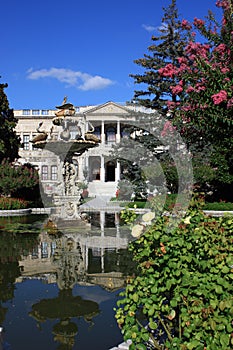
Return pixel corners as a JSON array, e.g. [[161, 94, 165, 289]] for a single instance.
[[15, 101, 137, 197]]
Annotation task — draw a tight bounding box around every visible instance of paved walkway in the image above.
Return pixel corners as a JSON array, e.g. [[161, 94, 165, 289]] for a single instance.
[[79, 195, 122, 211]]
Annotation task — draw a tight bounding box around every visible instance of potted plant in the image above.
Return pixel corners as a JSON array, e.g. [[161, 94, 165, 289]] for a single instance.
[[77, 182, 89, 199]]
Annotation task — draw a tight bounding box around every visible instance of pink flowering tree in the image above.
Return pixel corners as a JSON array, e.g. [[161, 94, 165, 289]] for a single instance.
[[159, 0, 233, 199]]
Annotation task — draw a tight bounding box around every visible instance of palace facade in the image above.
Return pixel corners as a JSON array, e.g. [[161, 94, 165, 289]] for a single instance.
[[15, 101, 148, 198]]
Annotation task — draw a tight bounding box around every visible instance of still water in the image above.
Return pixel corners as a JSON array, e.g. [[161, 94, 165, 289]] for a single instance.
[[0, 213, 134, 350]]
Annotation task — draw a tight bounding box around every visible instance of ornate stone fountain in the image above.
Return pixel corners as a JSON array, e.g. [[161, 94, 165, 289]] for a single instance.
[[31, 98, 100, 222]]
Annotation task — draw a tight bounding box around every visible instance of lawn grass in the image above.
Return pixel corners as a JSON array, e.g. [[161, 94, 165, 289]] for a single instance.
[[114, 194, 233, 211]]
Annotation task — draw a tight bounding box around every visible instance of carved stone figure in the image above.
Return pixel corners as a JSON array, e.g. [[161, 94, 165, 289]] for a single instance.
[[54, 96, 76, 118], [84, 121, 101, 143], [31, 122, 48, 143]]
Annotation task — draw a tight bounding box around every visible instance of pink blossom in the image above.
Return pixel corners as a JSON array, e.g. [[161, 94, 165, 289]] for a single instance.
[[215, 43, 227, 52], [177, 57, 188, 65], [214, 43, 229, 55], [194, 83, 206, 92], [221, 67, 230, 74], [166, 101, 177, 110], [211, 90, 228, 105], [181, 19, 192, 30], [158, 64, 177, 78], [186, 86, 195, 93], [227, 97, 233, 109], [170, 84, 183, 95], [185, 42, 210, 60], [181, 105, 193, 112], [216, 0, 230, 9], [177, 63, 191, 74], [193, 18, 205, 28]]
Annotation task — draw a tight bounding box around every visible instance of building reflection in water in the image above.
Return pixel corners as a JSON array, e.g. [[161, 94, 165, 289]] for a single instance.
[[14, 211, 133, 349], [18, 211, 132, 288]]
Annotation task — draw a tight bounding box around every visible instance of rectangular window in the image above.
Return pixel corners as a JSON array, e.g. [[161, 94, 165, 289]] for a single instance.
[[41, 242, 48, 259], [22, 109, 30, 115], [32, 109, 40, 115], [23, 135, 30, 150], [41, 165, 48, 180], [41, 110, 49, 115], [51, 165, 57, 180]]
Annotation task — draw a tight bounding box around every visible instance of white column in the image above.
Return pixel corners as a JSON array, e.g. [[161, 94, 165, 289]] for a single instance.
[[101, 248, 105, 273], [85, 245, 89, 271], [101, 120, 105, 144], [116, 120, 121, 143], [116, 161, 120, 182], [100, 211, 105, 237], [100, 155, 105, 182]]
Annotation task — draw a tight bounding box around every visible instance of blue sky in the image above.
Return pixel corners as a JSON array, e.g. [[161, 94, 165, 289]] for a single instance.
[[2, 0, 221, 110]]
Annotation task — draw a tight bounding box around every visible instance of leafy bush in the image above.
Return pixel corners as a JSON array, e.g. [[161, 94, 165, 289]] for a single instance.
[[0, 197, 29, 210], [126, 201, 148, 209], [115, 195, 233, 349], [0, 160, 39, 197], [204, 201, 233, 211]]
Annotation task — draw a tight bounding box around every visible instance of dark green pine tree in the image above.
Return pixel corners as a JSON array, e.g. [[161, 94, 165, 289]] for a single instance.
[[130, 0, 190, 113], [0, 80, 20, 162]]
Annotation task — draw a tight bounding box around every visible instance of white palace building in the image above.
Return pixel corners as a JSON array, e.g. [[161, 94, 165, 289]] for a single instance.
[[15, 101, 148, 198]]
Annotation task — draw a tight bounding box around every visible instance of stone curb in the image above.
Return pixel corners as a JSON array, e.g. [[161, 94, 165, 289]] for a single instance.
[[109, 339, 132, 350], [0, 208, 32, 216]]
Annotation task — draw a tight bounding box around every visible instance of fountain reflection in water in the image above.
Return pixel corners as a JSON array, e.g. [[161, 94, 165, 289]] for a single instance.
[[0, 211, 134, 350]]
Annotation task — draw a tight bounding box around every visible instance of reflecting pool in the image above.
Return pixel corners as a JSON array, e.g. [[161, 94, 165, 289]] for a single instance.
[[0, 213, 134, 350]]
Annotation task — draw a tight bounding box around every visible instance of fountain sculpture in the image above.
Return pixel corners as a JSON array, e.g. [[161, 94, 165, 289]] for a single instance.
[[31, 98, 100, 222]]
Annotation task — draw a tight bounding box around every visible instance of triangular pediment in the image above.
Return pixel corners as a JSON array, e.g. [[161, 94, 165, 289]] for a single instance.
[[85, 101, 132, 115]]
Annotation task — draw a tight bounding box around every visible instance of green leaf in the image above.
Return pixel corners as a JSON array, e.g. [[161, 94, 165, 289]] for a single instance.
[[220, 333, 230, 347], [210, 318, 216, 330], [149, 321, 157, 330], [141, 333, 149, 342], [148, 306, 155, 316], [151, 285, 157, 293], [132, 293, 139, 303], [135, 344, 147, 350], [221, 265, 230, 274]]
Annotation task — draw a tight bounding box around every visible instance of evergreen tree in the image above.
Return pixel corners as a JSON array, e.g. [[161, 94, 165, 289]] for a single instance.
[[0, 79, 20, 162], [130, 0, 190, 113], [112, 0, 193, 198]]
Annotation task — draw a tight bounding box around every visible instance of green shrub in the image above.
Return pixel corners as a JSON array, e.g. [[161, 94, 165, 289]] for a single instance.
[[115, 195, 233, 349], [203, 201, 233, 211], [0, 197, 29, 210], [127, 201, 147, 209]]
